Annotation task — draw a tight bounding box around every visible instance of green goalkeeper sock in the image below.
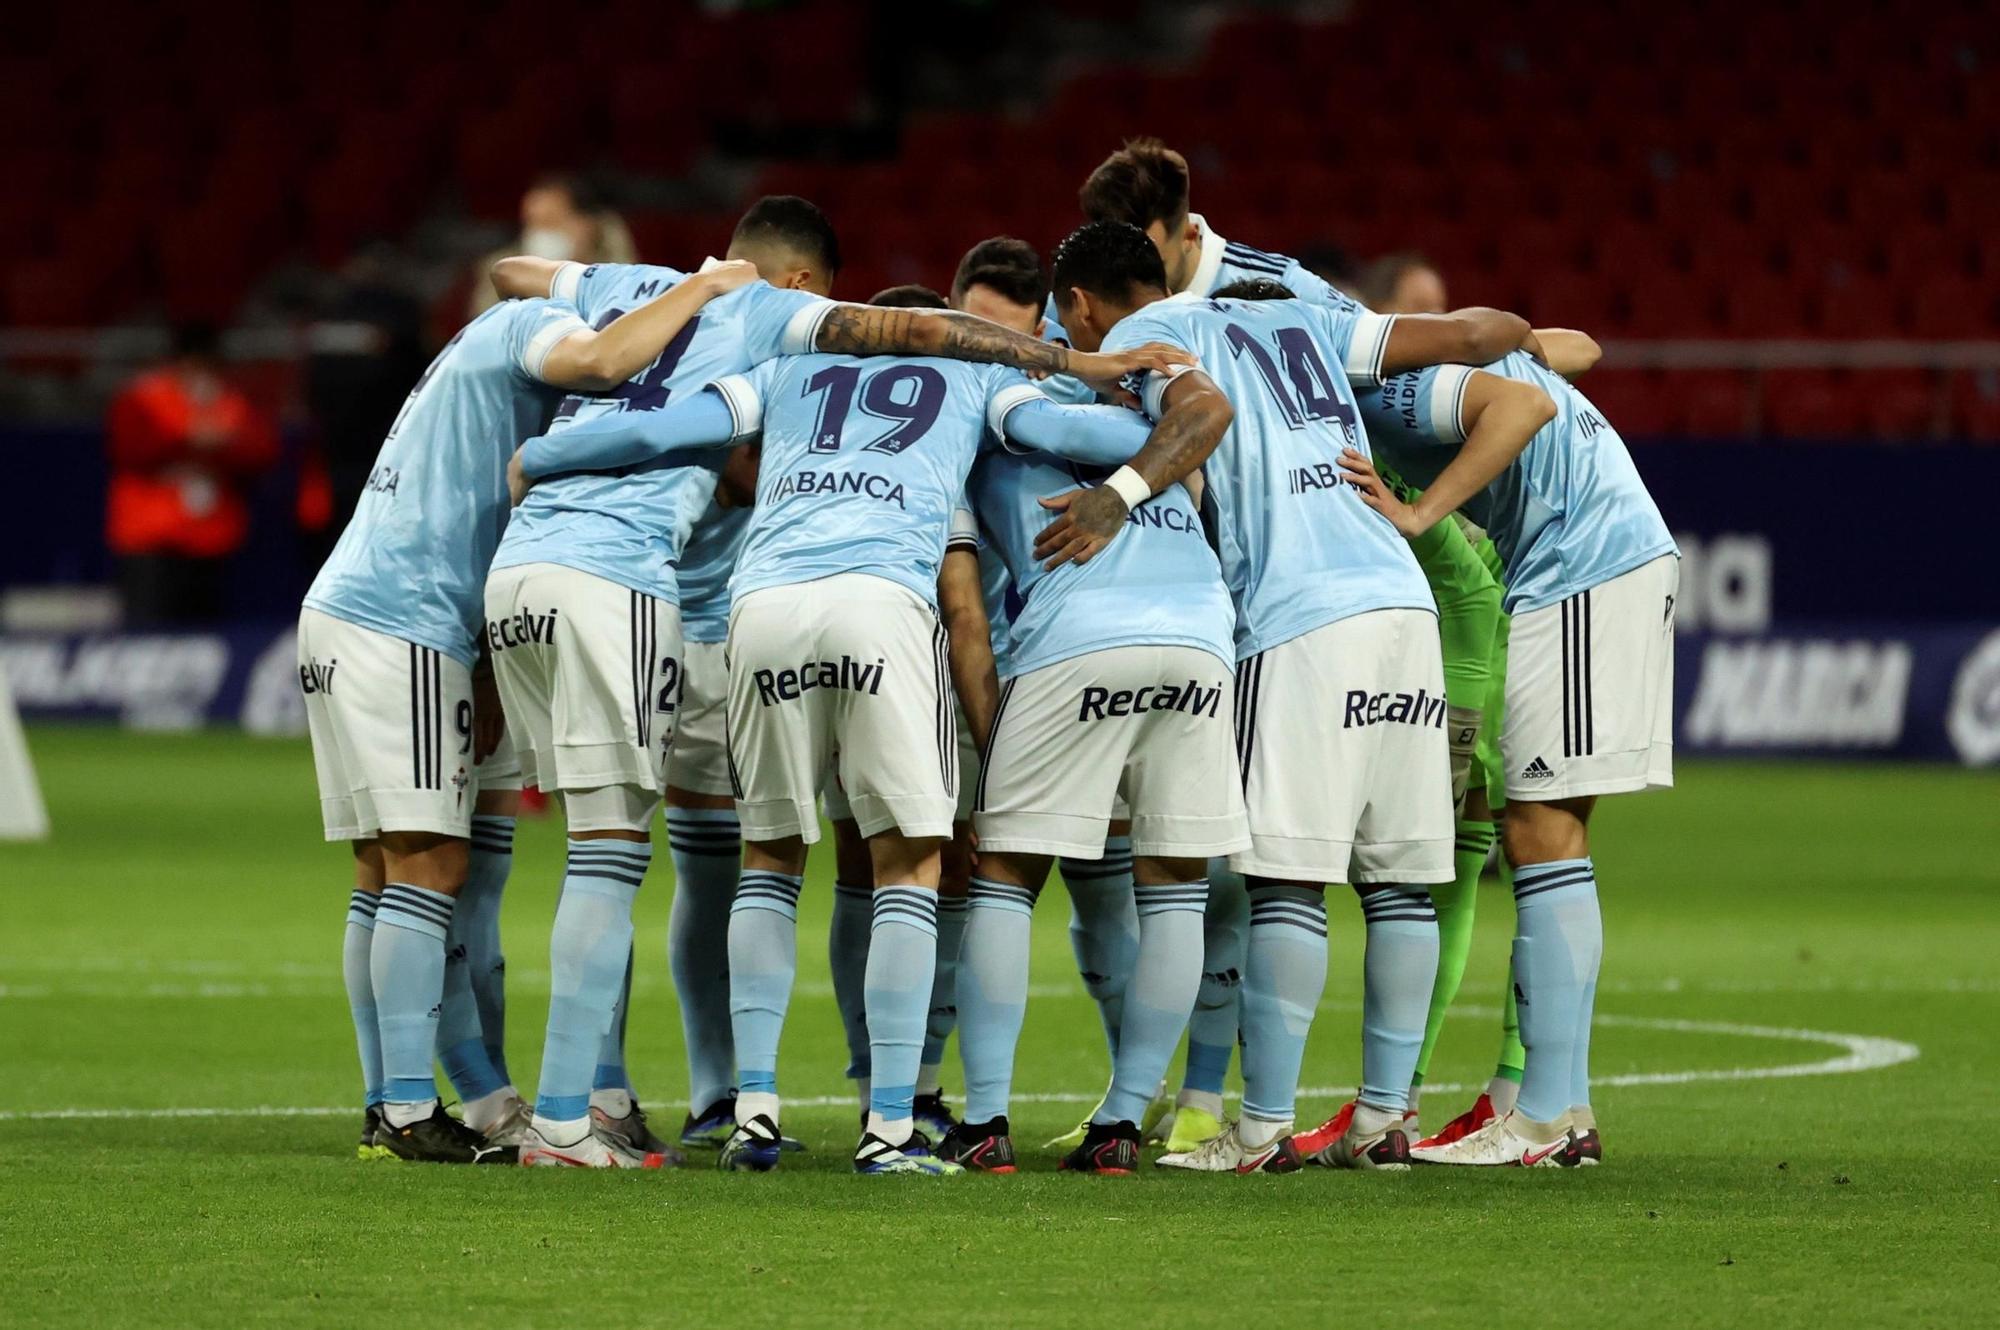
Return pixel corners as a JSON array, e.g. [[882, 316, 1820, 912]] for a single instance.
[[1411, 819, 1494, 1093], [1489, 858, 1525, 1115]]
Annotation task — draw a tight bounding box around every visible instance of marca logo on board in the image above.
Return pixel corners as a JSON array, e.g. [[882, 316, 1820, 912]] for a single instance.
[[1683, 638, 1910, 748]]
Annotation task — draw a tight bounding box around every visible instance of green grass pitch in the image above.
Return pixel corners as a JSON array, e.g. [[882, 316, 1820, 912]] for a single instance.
[[1, 726, 1995, 1327]]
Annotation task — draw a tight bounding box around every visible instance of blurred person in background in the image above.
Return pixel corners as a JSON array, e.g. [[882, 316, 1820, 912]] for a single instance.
[[1360, 252, 1449, 314], [105, 322, 279, 626], [304, 241, 430, 545], [466, 174, 637, 320]]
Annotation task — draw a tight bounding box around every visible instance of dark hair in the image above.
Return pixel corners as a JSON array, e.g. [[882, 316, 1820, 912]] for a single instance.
[[868, 283, 947, 309], [1050, 221, 1169, 310], [951, 237, 1048, 308], [1078, 137, 1191, 231], [1294, 243, 1359, 289], [1358, 252, 1439, 309], [732, 195, 842, 276], [1211, 278, 1297, 302]]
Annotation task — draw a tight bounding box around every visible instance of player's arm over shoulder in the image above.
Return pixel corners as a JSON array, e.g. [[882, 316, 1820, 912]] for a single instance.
[[1364, 307, 1535, 381], [531, 263, 758, 392]]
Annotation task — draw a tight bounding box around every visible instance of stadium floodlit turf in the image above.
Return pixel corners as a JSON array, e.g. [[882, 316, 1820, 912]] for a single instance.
[[1, 727, 1994, 1327]]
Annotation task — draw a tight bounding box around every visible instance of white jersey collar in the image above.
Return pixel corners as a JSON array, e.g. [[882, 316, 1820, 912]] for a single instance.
[[1182, 213, 1229, 298]]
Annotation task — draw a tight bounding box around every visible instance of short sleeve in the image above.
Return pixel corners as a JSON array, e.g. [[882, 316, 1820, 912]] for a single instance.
[[512, 300, 590, 382], [947, 499, 980, 553], [1100, 308, 1189, 423], [1363, 365, 1471, 448], [735, 285, 837, 363], [1419, 365, 1475, 443], [709, 361, 778, 439], [550, 261, 587, 305], [1313, 306, 1397, 387]]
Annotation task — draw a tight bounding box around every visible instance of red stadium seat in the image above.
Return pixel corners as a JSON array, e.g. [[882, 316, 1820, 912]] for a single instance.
[[1950, 369, 2000, 440]]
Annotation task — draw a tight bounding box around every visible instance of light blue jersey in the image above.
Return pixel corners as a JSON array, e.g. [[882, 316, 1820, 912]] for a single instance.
[[1183, 214, 1365, 313], [490, 263, 832, 604], [713, 357, 1048, 609], [1358, 353, 1678, 614], [676, 500, 753, 644], [1033, 306, 1101, 408], [967, 450, 1234, 678], [1105, 296, 1435, 659], [304, 298, 587, 665]]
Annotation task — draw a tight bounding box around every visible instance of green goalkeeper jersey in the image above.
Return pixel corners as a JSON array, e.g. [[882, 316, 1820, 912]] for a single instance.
[[1378, 461, 1504, 700]]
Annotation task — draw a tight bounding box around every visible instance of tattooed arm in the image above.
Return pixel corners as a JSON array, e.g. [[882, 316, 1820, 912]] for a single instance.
[[813, 303, 1191, 389], [1032, 369, 1234, 569]]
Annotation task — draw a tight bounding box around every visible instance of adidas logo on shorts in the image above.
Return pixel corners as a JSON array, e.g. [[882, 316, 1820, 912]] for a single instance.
[[1520, 755, 1556, 780]]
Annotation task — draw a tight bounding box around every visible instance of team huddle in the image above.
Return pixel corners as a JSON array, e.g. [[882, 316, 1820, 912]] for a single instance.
[[299, 138, 1678, 1176]]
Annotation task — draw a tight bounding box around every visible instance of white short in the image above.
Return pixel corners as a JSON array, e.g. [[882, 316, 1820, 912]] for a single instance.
[[1230, 609, 1454, 885], [824, 699, 979, 825], [482, 563, 681, 798], [1502, 554, 1678, 802], [668, 638, 734, 798], [300, 609, 495, 841], [975, 645, 1249, 860], [727, 574, 957, 844]]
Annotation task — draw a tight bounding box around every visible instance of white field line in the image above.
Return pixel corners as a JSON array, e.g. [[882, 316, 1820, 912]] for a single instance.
[[0, 1012, 1918, 1123], [6, 962, 1996, 1000]]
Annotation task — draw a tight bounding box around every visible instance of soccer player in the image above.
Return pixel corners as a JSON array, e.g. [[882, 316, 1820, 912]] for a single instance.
[[948, 239, 1163, 1149], [489, 197, 846, 1161], [1077, 137, 1367, 311], [1040, 221, 1553, 1173], [1344, 335, 1675, 1169], [509, 291, 1196, 1177], [939, 308, 1247, 1177], [815, 283, 978, 1142], [302, 285, 720, 1164], [486, 252, 839, 1166]]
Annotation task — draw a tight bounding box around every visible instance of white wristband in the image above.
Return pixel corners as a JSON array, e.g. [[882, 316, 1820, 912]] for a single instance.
[[1103, 465, 1152, 511]]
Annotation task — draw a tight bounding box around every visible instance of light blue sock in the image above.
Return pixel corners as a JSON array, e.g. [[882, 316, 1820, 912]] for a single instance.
[[728, 869, 802, 1103], [1573, 973, 1598, 1112], [1354, 886, 1440, 1115], [436, 902, 508, 1105], [665, 807, 739, 1112], [919, 895, 969, 1088], [865, 886, 939, 1143], [533, 841, 647, 1123], [1510, 858, 1601, 1123], [828, 879, 874, 1087], [1239, 883, 1327, 1129], [1568, 871, 1603, 1112], [592, 944, 635, 1096], [1184, 862, 1248, 1097], [958, 877, 1038, 1123], [462, 814, 515, 1083], [371, 883, 455, 1110], [1097, 880, 1207, 1126], [1061, 836, 1138, 1058], [342, 889, 384, 1108]]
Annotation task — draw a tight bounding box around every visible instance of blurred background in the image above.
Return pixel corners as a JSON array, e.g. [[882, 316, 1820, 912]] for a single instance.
[[0, 0, 1995, 769]]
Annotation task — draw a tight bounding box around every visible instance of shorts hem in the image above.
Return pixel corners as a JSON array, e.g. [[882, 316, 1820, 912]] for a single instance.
[[974, 811, 1109, 861], [737, 800, 823, 846], [1228, 846, 1353, 884], [373, 812, 472, 838], [1128, 832, 1255, 860], [848, 792, 957, 842], [976, 835, 1105, 859], [1508, 772, 1673, 802]]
